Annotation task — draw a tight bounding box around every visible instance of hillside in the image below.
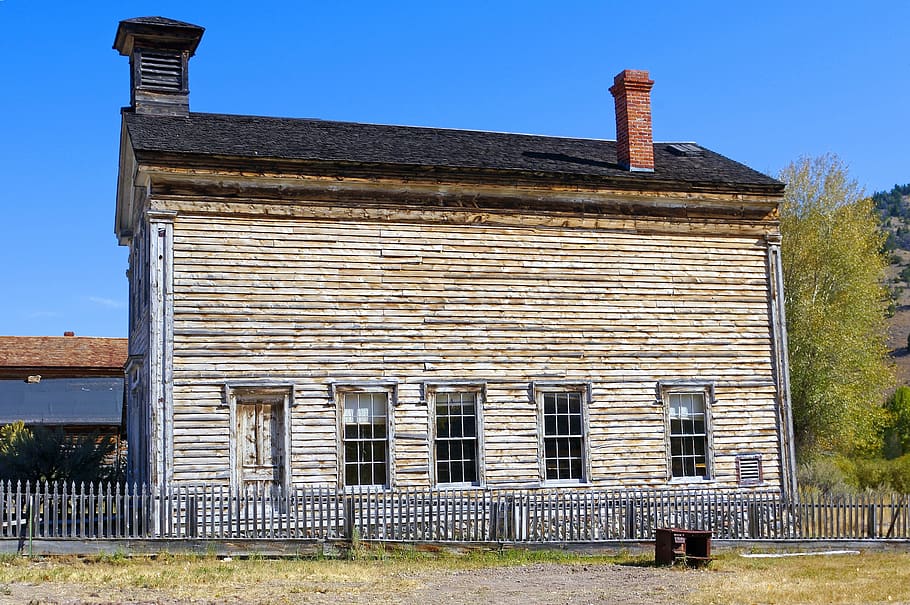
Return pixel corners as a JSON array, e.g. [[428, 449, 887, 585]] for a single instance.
[[873, 184, 910, 386]]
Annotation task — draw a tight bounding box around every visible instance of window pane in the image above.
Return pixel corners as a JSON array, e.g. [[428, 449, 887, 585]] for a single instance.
[[345, 463, 358, 485], [544, 395, 556, 416], [436, 415, 450, 438]]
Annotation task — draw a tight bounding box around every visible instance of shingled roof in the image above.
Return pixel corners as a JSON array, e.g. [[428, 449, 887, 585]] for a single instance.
[[122, 111, 784, 194], [0, 336, 127, 376]]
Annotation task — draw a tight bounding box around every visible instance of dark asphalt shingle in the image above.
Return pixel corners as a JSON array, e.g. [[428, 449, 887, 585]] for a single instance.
[[123, 111, 783, 192]]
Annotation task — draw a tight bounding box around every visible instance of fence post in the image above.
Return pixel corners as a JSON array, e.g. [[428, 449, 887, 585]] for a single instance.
[[624, 498, 635, 539], [343, 494, 354, 541], [506, 495, 516, 541], [867, 501, 877, 539], [748, 499, 760, 539], [187, 494, 198, 538]]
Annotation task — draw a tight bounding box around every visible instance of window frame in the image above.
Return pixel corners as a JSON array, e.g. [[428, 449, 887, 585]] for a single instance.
[[425, 382, 486, 488], [335, 383, 396, 491], [659, 381, 715, 483], [533, 381, 592, 486], [224, 383, 293, 491]]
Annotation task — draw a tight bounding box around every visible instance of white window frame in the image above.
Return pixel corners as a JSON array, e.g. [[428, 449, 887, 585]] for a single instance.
[[335, 382, 396, 491], [425, 382, 485, 488], [533, 381, 592, 486], [659, 381, 715, 483], [224, 384, 293, 491]]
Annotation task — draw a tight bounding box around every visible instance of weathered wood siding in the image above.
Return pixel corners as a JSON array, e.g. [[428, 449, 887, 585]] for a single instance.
[[164, 205, 780, 489]]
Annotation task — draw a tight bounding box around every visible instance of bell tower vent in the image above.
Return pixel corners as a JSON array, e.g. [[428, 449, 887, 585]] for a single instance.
[[113, 17, 205, 116], [137, 50, 184, 93]]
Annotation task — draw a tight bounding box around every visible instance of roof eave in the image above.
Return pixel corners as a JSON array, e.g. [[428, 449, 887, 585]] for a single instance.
[[130, 148, 786, 198]]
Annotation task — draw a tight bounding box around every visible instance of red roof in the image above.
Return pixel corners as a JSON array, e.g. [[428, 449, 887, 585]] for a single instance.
[[0, 336, 128, 373]]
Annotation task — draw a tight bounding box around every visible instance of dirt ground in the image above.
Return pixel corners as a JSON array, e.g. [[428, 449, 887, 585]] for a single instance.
[[0, 561, 700, 605]]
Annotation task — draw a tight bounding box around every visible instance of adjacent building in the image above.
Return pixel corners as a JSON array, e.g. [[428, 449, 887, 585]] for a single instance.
[[0, 333, 127, 446]]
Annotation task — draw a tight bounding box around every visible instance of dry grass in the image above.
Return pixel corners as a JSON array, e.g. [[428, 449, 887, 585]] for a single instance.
[[691, 551, 910, 605], [1, 549, 908, 604], [0, 552, 425, 602], [0, 548, 618, 604]]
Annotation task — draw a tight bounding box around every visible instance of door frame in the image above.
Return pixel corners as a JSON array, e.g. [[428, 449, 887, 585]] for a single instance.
[[225, 384, 293, 491]]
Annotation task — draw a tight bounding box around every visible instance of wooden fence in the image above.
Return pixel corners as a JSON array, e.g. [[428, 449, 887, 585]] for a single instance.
[[1, 481, 909, 543]]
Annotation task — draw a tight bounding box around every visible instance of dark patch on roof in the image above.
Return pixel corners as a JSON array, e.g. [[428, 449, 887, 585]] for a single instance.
[[123, 111, 783, 193]]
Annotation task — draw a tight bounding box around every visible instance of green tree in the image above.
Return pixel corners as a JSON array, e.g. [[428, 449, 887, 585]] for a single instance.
[[884, 386, 910, 459], [780, 154, 893, 458], [0, 421, 119, 484]]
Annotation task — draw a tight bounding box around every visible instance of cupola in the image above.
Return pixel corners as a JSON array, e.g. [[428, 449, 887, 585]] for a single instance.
[[113, 17, 205, 116]]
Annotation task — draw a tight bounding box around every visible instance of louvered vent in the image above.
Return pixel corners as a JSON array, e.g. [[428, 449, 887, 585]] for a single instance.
[[138, 50, 183, 92], [736, 454, 763, 486], [666, 143, 702, 157]]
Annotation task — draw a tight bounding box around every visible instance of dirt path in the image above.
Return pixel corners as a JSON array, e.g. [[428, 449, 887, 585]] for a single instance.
[[1, 562, 701, 605]]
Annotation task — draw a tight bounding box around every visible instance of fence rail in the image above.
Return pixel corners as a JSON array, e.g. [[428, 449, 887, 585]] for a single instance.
[[1, 481, 909, 543]]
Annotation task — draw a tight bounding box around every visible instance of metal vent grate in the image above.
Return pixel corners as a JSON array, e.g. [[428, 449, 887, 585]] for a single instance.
[[736, 454, 763, 486], [138, 50, 183, 92]]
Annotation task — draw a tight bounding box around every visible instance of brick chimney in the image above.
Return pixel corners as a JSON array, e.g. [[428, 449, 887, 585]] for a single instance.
[[609, 69, 655, 172], [113, 17, 205, 116]]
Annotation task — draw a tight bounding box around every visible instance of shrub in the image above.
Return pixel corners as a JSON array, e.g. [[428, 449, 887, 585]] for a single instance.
[[797, 457, 854, 496], [0, 422, 119, 484]]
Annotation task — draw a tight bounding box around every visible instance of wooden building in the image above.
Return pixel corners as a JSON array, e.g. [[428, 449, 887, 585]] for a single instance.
[[113, 17, 795, 499], [0, 333, 127, 444]]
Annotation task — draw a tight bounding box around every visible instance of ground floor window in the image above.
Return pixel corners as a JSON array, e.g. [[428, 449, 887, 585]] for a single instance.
[[535, 384, 589, 483], [434, 390, 480, 485], [665, 387, 712, 480], [342, 391, 389, 487]]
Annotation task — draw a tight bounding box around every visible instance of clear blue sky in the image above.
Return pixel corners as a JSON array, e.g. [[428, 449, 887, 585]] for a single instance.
[[1, 1, 908, 337]]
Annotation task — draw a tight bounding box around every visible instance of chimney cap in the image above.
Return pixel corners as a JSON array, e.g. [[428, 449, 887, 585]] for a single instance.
[[609, 69, 654, 93], [113, 16, 205, 57]]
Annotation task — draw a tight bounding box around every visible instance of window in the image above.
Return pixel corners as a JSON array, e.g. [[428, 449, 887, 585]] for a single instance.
[[432, 390, 481, 485], [665, 387, 712, 480], [342, 391, 389, 487], [534, 383, 590, 483]]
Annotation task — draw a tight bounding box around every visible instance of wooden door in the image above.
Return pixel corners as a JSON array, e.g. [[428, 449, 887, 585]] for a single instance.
[[236, 398, 285, 489]]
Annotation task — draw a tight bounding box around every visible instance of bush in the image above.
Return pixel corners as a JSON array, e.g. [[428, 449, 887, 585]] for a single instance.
[[797, 457, 854, 496], [0, 421, 119, 484], [799, 454, 910, 494], [836, 454, 910, 493]]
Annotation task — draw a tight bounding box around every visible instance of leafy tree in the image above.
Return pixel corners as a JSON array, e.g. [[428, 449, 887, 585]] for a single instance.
[[0, 421, 119, 484], [884, 386, 910, 459], [780, 155, 893, 458]]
